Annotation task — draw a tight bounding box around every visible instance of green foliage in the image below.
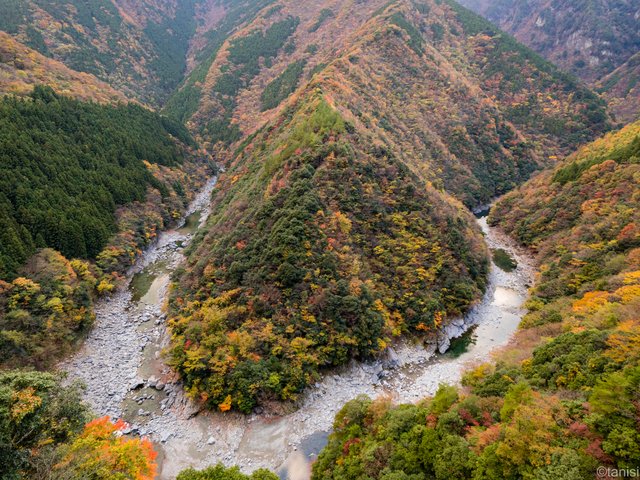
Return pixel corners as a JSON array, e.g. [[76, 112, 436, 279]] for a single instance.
[[200, 16, 299, 145], [525, 330, 611, 390], [553, 133, 640, 184], [389, 13, 424, 56], [0, 370, 90, 479], [163, 0, 277, 122], [428, 384, 458, 414], [312, 118, 640, 480], [0, 250, 97, 368], [0, 0, 31, 34], [0, 87, 205, 368], [177, 464, 278, 480], [0, 87, 192, 278], [499, 381, 533, 421], [0, 0, 203, 104], [491, 121, 640, 303], [227, 16, 299, 69], [491, 248, 517, 272], [589, 367, 640, 467], [143, 1, 199, 98], [445, 0, 609, 149], [261, 60, 306, 111]]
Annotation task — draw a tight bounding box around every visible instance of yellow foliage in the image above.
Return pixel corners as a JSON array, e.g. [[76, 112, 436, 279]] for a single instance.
[[96, 279, 115, 295], [46, 297, 64, 314], [623, 270, 640, 285], [605, 321, 640, 364], [615, 284, 640, 304], [334, 211, 353, 235], [11, 387, 42, 422], [572, 291, 610, 314]]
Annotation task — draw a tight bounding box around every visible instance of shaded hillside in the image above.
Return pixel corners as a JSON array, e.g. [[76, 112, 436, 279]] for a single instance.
[[171, 0, 609, 206], [459, 0, 640, 82], [167, 90, 489, 413], [163, 0, 289, 123], [312, 121, 640, 480], [598, 52, 640, 124], [0, 86, 213, 368], [0, 31, 126, 103], [459, 0, 640, 121], [0, 0, 202, 104]]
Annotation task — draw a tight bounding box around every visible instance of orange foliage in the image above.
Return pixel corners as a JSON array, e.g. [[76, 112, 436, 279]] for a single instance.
[[572, 291, 610, 314], [605, 320, 640, 364], [219, 395, 233, 412], [57, 417, 157, 480]]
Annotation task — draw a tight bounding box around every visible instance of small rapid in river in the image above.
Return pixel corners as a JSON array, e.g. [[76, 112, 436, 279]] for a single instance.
[[60, 183, 535, 480]]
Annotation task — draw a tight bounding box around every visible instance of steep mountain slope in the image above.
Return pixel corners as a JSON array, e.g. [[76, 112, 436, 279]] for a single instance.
[[0, 86, 213, 368], [166, 0, 611, 413], [0, 0, 202, 104], [491, 120, 640, 296], [459, 0, 640, 122], [312, 121, 640, 480], [459, 0, 640, 82], [171, 0, 609, 206], [168, 89, 489, 414], [0, 31, 126, 103], [598, 52, 640, 124]]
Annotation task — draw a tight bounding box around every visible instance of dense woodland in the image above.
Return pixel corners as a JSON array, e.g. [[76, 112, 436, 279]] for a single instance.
[[312, 121, 640, 480], [198, 15, 300, 145], [0, 0, 638, 478], [0, 31, 126, 103], [170, 0, 609, 210], [0, 86, 209, 369], [168, 93, 488, 413], [163, 0, 613, 414]]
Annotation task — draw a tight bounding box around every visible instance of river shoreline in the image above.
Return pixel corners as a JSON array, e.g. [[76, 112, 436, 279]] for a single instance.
[[60, 184, 535, 480]]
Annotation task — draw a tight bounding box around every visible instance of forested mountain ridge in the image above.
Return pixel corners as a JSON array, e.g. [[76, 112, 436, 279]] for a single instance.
[[0, 31, 127, 103], [168, 89, 489, 413], [0, 0, 201, 104], [458, 0, 640, 122], [0, 86, 213, 369], [312, 119, 640, 480], [0, 0, 297, 106], [165, 0, 611, 413], [459, 0, 640, 83], [0, 0, 632, 477], [169, 0, 609, 206]]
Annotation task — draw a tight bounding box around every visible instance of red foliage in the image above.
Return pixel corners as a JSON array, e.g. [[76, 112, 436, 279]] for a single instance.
[[459, 408, 480, 428], [585, 438, 614, 464], [343, 437, 361, 456]]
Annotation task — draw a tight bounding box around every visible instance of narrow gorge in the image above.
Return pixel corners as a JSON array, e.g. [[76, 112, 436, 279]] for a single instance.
[[60, 195, 535, 480]]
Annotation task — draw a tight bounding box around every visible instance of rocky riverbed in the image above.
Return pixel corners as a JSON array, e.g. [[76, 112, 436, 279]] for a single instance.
[[59, 177, 217, 424], [60, 194, 535, 480]]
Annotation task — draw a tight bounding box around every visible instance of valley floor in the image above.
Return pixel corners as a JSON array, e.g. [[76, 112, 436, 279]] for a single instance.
[[59, 191, 535, 480]]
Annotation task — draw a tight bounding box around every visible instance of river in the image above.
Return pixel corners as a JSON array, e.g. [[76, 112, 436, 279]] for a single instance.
[[60, 181, 535, 480]]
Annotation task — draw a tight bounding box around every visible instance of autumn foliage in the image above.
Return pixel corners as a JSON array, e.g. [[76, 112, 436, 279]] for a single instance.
[[165, 0, 613, 414], [168, 93, 489, 413], [0, 87, 212, 369], [55, 417, 157, 480], [313, 119, 640, 479]]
